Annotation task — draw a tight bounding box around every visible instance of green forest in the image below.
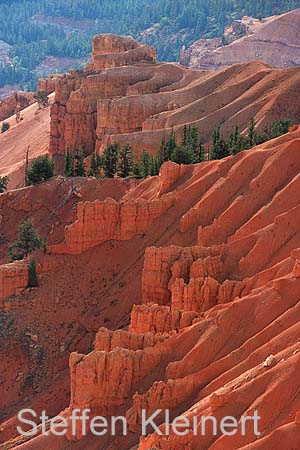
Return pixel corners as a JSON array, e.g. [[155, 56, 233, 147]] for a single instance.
[[1, 0, 300, 89]]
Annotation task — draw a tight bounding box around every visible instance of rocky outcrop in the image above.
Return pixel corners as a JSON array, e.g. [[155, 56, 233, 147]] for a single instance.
[[181, 10, 300, 70], [68, 343, 166, 439], [142, 245, 223, 306], [129, 304, 199, 334], [91, 34, 156, 70], [38, 75, 59, 94], [0, 91, 35, 122], [0, 261, 28, 301], [94, 327, 168, 352], [49, 196, 174, 254]]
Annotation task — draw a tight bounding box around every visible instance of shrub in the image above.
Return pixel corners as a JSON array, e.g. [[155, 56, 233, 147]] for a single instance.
[[1, 122, 10, 133], [0, 175, 9, 193]]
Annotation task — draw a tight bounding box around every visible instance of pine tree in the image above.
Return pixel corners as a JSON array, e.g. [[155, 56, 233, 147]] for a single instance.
[[0, 175, 9, 193], [182, 124, 189, 147], [164, 130, 177, 161], [190, 127, 199, 155], [172, 145, 194, 164], [158, 138, 166, 163], [218, 138, 231, 159], [103, 143, 119, 178], [133, 162, 143, 179], [247, 117, 256, 148], [64, 149, 74, 177], [140, 151, 153, 178], [194, 142, 205, 163], [75, 151, 86, 177], [117, 144, 134, 178], [8, 219, 45, 261], [89, 152, 102, 177], [28, 259, 39, 287], [26, 155, 55, 185], [210, 126, 221, 160]]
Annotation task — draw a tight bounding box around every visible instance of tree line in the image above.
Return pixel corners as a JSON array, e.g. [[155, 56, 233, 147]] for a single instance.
[[0, 118, 291, 196], [1, 0, 300, 88]]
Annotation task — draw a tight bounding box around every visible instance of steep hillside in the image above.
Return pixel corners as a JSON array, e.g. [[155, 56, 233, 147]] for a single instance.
[[0, 96, 52, 188], [1, 126, 300, 449], [181, 9, 300, 70]]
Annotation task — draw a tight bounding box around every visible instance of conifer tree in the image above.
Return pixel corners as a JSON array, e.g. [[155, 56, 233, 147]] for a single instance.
[[247, 117, 256, 148], [26, 155, 54, 185], [89, 152, 102, 177], [8, 219, 45, 261], [117, 144, 134, 178], [64, 149, 74, 177], [103, 143, 119, 178], [140, 150, 153, 177], [75, 151, 86, 177], [0, 175, 9, 193]]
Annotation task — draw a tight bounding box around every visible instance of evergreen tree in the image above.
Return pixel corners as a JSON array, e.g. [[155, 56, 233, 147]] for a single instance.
[[74, 151, 86, 176], [190, 127, 199, 154], [27, 155, 54, 185], [164, 130, 177, 161], [211, 126, 221, 159], [34, 91, 49, 109], [103, 143, 119, 178], [247, 117, 256, 148], [28, 259, 39, 287], [182, 125, 189, 147], [140, 151, 154, 177], [117, 144, 134, 178], [0, 175, 9, 193], [218, 138, 231, 159], [89, 152, 102, 177], [1, 122, 10, 133], [172, 145, 194, 164], [210, 126, 221, 160], [194, 142, 205, 163], [8, 219, 45, 261], [64, 149, 74, 177], [133, 162, 143, 179]]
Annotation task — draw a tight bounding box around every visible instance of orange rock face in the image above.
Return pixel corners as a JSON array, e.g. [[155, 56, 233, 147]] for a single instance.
[[38, 75, 59, 94], [49, 195, 174, 254], [0, 91, 34, 122], [0, 260, 28, 300]]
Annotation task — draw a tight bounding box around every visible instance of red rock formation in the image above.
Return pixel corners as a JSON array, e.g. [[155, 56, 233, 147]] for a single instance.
[[129, 304, 199, 334], [0, 260, 28, 300], [94, 326, 168, 352], [91, 34, 156, 70], [38, 75, 59, 94], [0, 91, 35, 122], [49, 195, 174, 254]]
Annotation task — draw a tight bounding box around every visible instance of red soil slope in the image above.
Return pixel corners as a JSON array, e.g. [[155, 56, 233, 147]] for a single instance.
[[1, 127, 300, 449], [0, 97, 52, 189]]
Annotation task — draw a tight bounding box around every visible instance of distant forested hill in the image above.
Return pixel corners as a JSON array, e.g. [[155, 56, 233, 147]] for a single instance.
[[1, 0, 300, 90]]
